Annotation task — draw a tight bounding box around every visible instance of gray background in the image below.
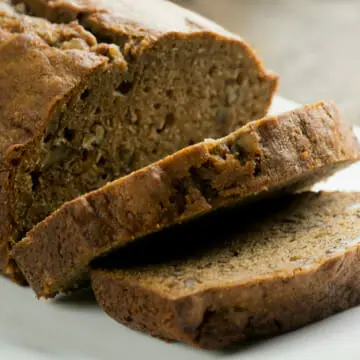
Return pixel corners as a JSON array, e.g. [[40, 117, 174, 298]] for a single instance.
[[173, 0, 360, 124]]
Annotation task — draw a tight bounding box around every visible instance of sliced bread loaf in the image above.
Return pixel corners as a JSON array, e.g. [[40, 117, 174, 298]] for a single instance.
[[0, 0, 277, 282], [12, 101, 360, 297], [91, 191, 360, 350]]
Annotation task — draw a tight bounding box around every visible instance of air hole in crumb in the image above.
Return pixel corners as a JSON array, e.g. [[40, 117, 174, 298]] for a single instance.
[[101, 173, 108, 180], [80, 89, 90, 100], [209, 65, 217, 76], [10, 158, 20, 167], [188, 139, 195, 146], [117, 81, 133, 95], [82, 150, 89, 161], [152, 148, 158, 155], [77, 12, 87, 24], [95, 107, 101, 115], [254, 155, 261, 177], [125, 316, 133, 322], [144, 86, 151, 93], [186, 88, 192, 95], [44, 135, 51, 143], [31, 171, 41, 191], [236, 74, 243, 85], [153, 103, 161, 110], [97, 156, 106, 167], [157, 113, 175, 133], [63, 128, 74, 142], [232, 250, 240, 257], [165, 113, 175, 126], [166, 89, 174, 98]]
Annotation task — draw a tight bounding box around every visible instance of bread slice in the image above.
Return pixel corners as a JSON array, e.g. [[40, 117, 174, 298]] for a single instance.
[[12, 101, 360, 297], [91, 191, 360, 350], [0, 0, 277, 282]]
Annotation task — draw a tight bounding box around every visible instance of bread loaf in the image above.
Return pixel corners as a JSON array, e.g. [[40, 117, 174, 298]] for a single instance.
[[0, 0, 277, 282]]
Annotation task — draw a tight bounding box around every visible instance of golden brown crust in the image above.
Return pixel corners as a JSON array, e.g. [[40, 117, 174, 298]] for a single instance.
[[0, 14, 107, 280], [11, 0, 257, 41], [91, 192, 360, 350], [12, 101, 360, 297], [13, 0, 276, 76]]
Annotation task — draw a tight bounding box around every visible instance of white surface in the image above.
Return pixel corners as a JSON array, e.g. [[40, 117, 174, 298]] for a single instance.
[[1, 96, 360, 360]]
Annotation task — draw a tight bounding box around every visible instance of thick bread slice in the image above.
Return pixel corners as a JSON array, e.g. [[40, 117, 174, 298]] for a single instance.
[[91, 192, 360, 350], [12, 101, 360, 297], [0, 0, 276, 282]]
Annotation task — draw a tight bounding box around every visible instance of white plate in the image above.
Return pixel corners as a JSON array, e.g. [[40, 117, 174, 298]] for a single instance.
[[1, 96, 360, 360]]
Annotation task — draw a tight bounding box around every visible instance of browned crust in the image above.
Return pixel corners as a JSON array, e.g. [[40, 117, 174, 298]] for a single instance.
[[91, 244, 360, 350], [90, 191, 360, 350], [15, 0, 278, 84], [12, 101, 360, 297], [0, 21, 108, 282]]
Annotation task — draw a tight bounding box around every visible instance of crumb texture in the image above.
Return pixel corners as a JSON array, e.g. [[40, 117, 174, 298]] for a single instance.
[[12, 101, 360, 297], [91, 192, 360, 349]]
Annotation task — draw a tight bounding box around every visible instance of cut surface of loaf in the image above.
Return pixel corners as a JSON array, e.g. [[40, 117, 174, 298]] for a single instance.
[[12, 101, 360, 297], [91, 192, 360, 350], [0, 0, 277, 282]]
